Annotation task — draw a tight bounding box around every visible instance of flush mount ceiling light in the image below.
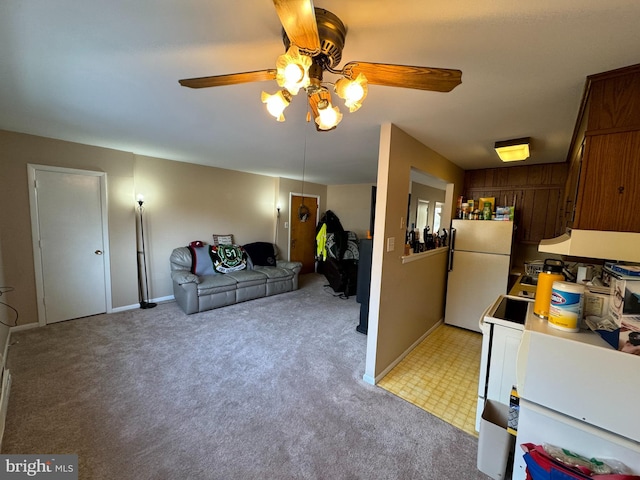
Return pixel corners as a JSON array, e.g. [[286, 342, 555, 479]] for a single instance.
[[179, 1, 462, 132], [494, 137, 531, 162]]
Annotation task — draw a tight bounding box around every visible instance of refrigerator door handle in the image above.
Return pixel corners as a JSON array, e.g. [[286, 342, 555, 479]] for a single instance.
[[447, 228, 456, 271]]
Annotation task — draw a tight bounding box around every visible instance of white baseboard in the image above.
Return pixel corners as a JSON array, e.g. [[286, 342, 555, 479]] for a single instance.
[[363, 319, 443, 385], [110, 295, 174, 313], [9, 322, 39, 333], [1, 331, 9, 371], [0, 369, 11, 451]]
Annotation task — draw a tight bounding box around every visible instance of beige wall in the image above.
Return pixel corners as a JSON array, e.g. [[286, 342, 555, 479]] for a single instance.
[[365, 124, 465, 383], [0, 130, 337, 326], [326, 184, 375, 239], [0, 130, 137, 325]]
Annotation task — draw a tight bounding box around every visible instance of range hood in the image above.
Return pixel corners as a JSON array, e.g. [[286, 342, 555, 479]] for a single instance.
[[538, 229, 640, 262]]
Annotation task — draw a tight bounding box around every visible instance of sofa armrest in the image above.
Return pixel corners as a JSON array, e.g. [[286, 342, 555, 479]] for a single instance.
[[171, 270, 200, 285], [172, 279, 199, 314]]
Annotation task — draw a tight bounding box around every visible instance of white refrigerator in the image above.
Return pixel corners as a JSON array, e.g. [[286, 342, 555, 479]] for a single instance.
[[445, 220, 514, 332]]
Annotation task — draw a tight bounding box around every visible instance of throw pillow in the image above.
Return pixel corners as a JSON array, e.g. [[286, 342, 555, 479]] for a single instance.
[[243, 242, 276, 267], [188, 245, 216, 276], [212, 234, 234, 246], [211, 244, 247, 273]]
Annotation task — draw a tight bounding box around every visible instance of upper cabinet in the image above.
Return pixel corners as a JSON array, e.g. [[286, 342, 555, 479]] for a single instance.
[[568, 63, 640, 232]]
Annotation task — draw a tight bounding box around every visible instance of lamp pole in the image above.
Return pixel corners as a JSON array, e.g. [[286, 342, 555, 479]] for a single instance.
[[137, 195, 157, 309]]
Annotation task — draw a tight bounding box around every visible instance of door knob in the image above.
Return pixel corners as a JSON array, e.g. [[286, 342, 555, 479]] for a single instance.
[[95, 250, 103, 255]]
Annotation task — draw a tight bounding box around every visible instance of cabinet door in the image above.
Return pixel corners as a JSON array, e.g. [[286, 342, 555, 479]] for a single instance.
[[560, 139, 584, 232], [574, 131, 640, 232], [486, 325, 522, 405]]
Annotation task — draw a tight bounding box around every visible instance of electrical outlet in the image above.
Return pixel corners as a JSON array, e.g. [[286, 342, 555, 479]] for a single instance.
[[284, 222, 288, 229]]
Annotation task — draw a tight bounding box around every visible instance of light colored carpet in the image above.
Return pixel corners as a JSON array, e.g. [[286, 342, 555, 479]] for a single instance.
[[3, 274, 489, 479]]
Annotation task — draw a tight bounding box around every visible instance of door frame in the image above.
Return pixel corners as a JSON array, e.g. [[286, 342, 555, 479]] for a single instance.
[[27, 164, 112, 326], [287, 192, 319, 261]]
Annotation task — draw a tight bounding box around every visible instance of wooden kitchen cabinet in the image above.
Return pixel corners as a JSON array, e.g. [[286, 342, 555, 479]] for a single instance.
[[573, 131, 640, 231], [567, 63, 640, 233]]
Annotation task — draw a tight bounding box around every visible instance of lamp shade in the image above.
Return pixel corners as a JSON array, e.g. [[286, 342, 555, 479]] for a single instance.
[[308, 88, 342, 131], [275, 45, 311, 95], [494, 137, 530, 162], [261, 90, 292, 121], [335, 73, 368, 112]]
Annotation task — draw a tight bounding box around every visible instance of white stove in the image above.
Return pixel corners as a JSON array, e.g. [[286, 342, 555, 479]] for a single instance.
[[476, 294, 533, 432]]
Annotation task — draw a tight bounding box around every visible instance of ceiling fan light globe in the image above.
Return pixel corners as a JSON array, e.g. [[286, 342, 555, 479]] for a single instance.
[[261, 90, 290, 121], [315, 105, 343, 130], [345, 82, 365, 102], [275, 45, 311, 95], [284, 63, 304, 84], [335, 74, 368, 112]]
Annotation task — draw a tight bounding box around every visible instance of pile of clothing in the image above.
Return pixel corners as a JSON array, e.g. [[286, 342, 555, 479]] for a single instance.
[[315, 210, 359, 297]]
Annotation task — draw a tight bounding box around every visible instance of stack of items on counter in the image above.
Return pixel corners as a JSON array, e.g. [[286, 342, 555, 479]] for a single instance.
[[456, 195, 514, 221], [583, 262, 640, 355], [531, 258, 640, 355]]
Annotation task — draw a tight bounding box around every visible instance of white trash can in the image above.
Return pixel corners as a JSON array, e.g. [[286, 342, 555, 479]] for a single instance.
[[477, 400, 515, 480]]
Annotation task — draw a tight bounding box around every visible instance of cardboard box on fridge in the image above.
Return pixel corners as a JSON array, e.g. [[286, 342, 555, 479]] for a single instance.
[[602, 266, 640, 355], [604, 267, 640, 323]]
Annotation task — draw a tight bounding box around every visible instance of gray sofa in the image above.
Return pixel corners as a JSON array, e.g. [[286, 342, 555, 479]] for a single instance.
[[170, 244, 302, 314]]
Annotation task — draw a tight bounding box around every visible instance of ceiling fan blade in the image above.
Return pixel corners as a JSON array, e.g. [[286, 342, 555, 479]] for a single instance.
[[272, 0, 321, 55], [342, 62, 462, 93], [179, 70, 277, 89]]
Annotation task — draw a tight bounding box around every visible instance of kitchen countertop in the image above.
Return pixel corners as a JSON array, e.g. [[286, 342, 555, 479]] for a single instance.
[[508, 274, 537, 299]]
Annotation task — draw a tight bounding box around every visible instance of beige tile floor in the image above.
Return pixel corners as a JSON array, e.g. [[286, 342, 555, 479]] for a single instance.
[[378, 323, 482, 437]]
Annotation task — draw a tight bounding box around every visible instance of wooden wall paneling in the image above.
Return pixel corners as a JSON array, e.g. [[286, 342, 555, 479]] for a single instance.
[[529, 189, 550, 242], [463, 163, 568, 242], [463, 169, 485, 190], [545, 188, 563, 238], [493, 168, 510, 187], [551, 162, 569, 184], [507, 165, 528, 186], [484, 169, 495, 188], [519, 189, 535, 242], [525, 164, 545, 185]]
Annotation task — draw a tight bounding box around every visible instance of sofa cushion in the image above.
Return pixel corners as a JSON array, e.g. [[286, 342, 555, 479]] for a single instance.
[[188, 245, 216, 276], [253, 266, 294, 281], [225, 269, 267, 286], [243, 242, 277, 267], [196, 274, 237, 296], [211, 244, 247, 273]]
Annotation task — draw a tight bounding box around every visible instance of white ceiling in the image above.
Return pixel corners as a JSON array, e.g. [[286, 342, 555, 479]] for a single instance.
[[1, 1, 640, 185]]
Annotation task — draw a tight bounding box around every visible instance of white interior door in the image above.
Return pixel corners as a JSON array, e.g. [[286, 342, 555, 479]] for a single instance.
[[29, 166, 110, 324]]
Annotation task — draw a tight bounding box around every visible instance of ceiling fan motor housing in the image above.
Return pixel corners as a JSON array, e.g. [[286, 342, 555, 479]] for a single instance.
[[282, 8, 346, 69]]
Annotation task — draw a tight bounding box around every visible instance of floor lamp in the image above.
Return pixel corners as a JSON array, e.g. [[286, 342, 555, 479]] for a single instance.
[[136, 195, 157, 309]]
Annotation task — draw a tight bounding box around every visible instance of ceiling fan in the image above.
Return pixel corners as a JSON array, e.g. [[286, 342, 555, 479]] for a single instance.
[[179, 0, 462, 131]]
